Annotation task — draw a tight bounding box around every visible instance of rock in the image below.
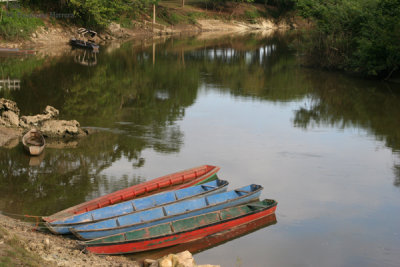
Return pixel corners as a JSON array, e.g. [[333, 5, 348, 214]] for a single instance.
[[19, 106, 59, 128], [44, 238, 50, 250], [2, 111, 20, 126], [108, 22, 121, 33], [0, 127, 22, 148], [144, 259, 158, 267], [158, 256, 173, 267], [40, 119, 87, 138], [43, 105, 59, 117], [0, 98, 20, 115], [157, 251, 198, 267]]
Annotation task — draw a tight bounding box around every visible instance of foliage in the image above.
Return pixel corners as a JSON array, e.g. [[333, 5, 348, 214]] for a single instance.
[[295, 0, 400, 78], [67, 0, 134, 29], [0, 8, 44, 40]]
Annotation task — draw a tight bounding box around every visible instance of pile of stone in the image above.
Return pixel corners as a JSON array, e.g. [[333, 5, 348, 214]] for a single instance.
[[0, 98, 88, 147], [144, 251, 219, 267]]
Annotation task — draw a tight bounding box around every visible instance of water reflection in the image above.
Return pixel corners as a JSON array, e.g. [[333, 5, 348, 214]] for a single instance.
[[0, 32, 400, 266], [292, 71, 400, 186], [132, 213, 277, 262], [72, 49, 98, 67]]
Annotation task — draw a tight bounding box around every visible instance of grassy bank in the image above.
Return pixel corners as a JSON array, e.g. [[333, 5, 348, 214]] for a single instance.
[[0, 226, 47, 267], [0, 7, 44, 41]]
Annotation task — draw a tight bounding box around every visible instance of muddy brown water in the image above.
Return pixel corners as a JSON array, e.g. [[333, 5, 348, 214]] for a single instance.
[[1, 32, 400, 267]]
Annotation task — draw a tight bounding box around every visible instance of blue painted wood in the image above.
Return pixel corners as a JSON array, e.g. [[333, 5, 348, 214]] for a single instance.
[[46, 179, 228, 234], [69, 184, 263, 240]]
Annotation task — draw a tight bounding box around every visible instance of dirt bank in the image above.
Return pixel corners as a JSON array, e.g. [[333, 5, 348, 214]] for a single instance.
[[0, 214, 138, 266]]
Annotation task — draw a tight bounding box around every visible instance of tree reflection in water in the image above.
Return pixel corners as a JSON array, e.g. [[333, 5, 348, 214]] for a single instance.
[[1, 31, 400, 218]]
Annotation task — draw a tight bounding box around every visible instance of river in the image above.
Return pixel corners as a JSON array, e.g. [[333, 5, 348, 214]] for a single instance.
[[1, 32, 400, 267]]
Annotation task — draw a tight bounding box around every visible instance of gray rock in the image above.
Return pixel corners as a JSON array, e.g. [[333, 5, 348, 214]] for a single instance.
[[0, 98, 20, 115], [0, 127, 22, 148], [40, 119, 87, 138], [2, 111, 19, 126], [20, 106, 59, 128]]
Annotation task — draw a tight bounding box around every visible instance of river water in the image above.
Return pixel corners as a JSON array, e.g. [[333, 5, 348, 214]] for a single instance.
[[1, 32, 400, 267]]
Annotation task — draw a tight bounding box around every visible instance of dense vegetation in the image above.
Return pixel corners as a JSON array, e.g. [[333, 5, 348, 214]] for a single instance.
[[295, 0, 400, 78], [1, 0, 399, 78]]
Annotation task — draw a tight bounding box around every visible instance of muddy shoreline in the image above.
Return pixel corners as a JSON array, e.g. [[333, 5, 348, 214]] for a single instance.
[[0, 17, 290, 51]]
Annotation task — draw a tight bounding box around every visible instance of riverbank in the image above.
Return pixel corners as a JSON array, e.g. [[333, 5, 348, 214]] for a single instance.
[[0, 2, 293, 50], [0, 213, 219, 266]]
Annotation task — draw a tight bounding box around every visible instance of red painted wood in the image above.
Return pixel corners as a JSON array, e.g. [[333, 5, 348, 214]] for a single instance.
[[86, 205, 277, 255], [134, 213, 277, 261], [43, 165, 219, 223]]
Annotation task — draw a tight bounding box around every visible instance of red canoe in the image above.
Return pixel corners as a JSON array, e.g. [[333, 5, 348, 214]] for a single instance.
[[43, 165, 220, 223], [84, 199, 277, 255], [134, 213, 277, 261]]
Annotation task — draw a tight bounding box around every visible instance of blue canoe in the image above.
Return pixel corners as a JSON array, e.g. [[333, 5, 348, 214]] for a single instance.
[[70, 184, 263, 240], [46, 179, 229, 235]]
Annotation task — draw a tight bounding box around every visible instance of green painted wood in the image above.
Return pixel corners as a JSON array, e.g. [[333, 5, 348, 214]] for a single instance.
[[172, 213, 220, 232], [85, 200, 275, 246]]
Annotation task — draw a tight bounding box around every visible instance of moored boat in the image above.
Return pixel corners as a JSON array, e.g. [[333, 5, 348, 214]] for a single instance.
[[69, 28, 99, 51], [70, 184, 263, 240], [134, 213, 277, 261], [69, 38, 99, 51], [46, 179, 229, 234], [42, 165, 220, 223], [83, 199, 277, 254], [22, 129, 45, 156]]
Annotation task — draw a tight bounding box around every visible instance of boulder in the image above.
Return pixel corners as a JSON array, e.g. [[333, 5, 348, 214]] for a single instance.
[[0, 127, 22, 148], [20, 106, 59, 128], [2, 111, 20, 126], [40, 119, 87, 138], [0, 98, 20, 116], [153, 251, 219, 267]]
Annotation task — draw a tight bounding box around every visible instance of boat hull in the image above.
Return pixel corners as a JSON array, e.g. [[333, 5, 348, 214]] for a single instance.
[[46, 179, 228, 234], [22, 129, 45, 156], [84, 199, 277, 254], [43, 165, 220, 223], [70, 184, 263, 240], [134, 213, 277, 261], [69, 39, 99, 51]]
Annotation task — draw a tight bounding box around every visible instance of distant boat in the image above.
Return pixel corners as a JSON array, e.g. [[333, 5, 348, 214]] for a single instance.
[[69, 184, 263, 240], [42, 165, 220, 223], [69, 38, 99, 51], [82, 199, 277, 254], [45, 179, 229, 234], [22, 129, 45, 156], [69, 28, 99, 51]]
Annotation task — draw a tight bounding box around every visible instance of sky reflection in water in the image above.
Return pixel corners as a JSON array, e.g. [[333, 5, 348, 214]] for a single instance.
[[0, 33, 400, 266]]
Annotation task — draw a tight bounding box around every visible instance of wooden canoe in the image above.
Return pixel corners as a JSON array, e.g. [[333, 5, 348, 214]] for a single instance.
[[43, 165, 220, 223], [46, 179, 229, 234], [134, 213, 277, 261], [22, 129, 45, 156], [69, 184, 263, 240], [83, 199, 277, 254]]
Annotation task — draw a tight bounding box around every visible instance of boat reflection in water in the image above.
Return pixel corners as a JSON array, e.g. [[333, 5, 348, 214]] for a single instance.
[[72, 49, 98, 67], [131, 213, 277, 262]]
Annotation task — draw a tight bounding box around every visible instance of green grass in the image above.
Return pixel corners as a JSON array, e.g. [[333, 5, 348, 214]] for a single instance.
[[0, 226, 46, 267], [0, 8, 44, 40]]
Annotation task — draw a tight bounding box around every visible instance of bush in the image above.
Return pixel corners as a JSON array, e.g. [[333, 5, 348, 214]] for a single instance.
[[295, 0, 400, 78]]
